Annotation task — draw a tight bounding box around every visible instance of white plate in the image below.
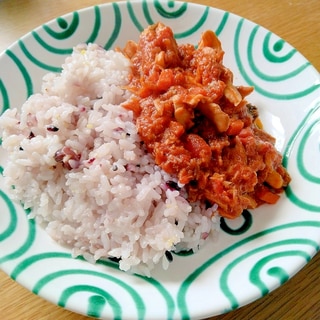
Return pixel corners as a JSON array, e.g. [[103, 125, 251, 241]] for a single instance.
[[0, 1, 319, 319]]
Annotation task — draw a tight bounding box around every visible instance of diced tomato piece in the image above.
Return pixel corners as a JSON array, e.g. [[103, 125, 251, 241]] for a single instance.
[[227, 119, 244, 136], [256, 186, 280, 204]]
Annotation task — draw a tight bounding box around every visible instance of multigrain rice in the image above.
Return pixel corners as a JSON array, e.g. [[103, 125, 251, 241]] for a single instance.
[[0, 43, 219, 275]]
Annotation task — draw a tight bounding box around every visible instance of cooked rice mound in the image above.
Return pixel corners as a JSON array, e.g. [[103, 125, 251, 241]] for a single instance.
[[0, 44, 218, 275]]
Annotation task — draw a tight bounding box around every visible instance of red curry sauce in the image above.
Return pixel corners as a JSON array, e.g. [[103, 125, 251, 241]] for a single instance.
[[121, 23, 291, 219]]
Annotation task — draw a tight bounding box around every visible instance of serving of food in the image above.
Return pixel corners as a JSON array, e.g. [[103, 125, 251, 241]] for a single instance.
[[0, 22, 291, 275], [0, 1, 319, 319]]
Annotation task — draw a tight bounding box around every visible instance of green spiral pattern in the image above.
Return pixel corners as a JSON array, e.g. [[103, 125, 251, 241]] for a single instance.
[[177, 222, 320, 317], [0, 190, 18, 242], [234, 19, 320, 100], [283, 100, 320, 211], [0, 1, 319, 319]]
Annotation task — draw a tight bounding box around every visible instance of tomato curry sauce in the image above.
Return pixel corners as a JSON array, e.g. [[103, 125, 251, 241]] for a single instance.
[[121, 23, 291, 219]]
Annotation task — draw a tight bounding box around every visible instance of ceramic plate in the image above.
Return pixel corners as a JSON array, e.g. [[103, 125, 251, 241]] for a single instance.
[[0, 1, 319, 319]]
